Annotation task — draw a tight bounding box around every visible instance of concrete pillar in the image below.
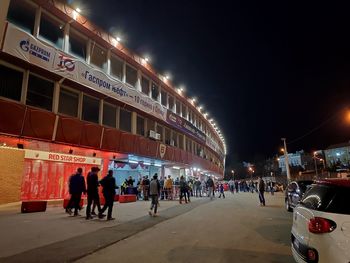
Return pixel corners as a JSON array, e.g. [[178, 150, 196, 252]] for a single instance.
[[0, 0, 10, 48], [106, 49, 111, 75], [63, 23, 70, 53], [33, 6, 41, 38], [122, 62, 126, 83], [131, 111, 137, 134], [86, 40, 91, 64], [99, 99, 104, 125], [136, 69, 142, 92]]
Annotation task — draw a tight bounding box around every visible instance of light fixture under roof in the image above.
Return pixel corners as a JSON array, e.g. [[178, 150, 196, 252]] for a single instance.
[[76, 7, 81, 13]]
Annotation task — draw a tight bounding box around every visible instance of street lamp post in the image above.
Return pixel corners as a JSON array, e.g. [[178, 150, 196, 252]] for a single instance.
[[281, 138, 291, 182], [313, 156, 319, 179]]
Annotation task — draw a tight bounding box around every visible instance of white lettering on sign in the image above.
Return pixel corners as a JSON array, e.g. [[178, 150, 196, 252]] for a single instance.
[[25, 150, 101, 165]]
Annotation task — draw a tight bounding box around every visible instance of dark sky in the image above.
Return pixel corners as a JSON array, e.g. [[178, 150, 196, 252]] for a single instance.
[[71, 0, 350, 164]]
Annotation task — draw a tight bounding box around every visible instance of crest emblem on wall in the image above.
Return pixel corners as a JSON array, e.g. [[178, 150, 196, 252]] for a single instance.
[[159, 144, 166, 158]]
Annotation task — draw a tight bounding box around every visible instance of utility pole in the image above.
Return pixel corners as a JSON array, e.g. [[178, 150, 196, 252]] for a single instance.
[[281, 138, 291, 182]]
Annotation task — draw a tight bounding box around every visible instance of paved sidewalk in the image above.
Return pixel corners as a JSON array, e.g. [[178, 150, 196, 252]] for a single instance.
[[0, 197, 208, 262]]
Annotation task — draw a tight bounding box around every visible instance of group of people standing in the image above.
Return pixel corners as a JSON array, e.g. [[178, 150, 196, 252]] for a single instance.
[[65, 167, 118, 221]]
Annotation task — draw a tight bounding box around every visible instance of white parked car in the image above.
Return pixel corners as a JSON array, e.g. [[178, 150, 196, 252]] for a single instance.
[[291, 179, 350, 263]]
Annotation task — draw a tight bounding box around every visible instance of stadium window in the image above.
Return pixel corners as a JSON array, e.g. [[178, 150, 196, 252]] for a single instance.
[[136, 115, 145, 136], [58, 87, 79, 117], [175, 100, 180, 115], [125, 64, 137, 87], [82, 95, 100, 124], [141, 76, 150, 95], [26, 74, 54, 111], [103, 102, 117, 128], [165, 127, 171, 145], [161, 90, 167, 106], [110, 55, 123, 80], [0, 64, 23, 102], [68, 29, 87, 61], [90, 43, 107, 72], [146, 118, 155, 135], [181, 103, 187, 118], [119, 108, 132, 132], [168, 96, 174, 111], [156, 124, 163, 141], [178, 134, 184, 149], [39, 12, 64, 49], [7, 0, 36, 35], [151, 83, 159, 101]]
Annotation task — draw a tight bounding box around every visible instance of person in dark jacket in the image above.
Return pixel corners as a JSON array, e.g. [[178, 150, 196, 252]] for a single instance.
[[258, 176, 266, 206], [148, 173, 160, 216], [179, 176, 188, 204], [86, 167, 104, 219], [99, 170, 118, 220], [66, 167, 86, 216]]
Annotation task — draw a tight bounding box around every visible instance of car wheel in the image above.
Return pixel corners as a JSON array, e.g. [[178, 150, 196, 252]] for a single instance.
[[285, 198, 292, 212]]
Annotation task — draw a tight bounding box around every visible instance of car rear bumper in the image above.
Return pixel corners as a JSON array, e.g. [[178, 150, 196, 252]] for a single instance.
[[291, 234, 318, 263]]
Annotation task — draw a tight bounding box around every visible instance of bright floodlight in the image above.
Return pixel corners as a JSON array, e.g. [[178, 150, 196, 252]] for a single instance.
[[116, 36, 121, 42], [76, 7, 81, 13], [144, 57, 149, 62]]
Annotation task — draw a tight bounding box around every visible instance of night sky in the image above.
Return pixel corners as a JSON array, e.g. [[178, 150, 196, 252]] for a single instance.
[[71, 0, 350, 165]]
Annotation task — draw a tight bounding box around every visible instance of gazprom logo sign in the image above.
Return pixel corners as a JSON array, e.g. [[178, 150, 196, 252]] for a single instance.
[[19, 39, 51, 62]]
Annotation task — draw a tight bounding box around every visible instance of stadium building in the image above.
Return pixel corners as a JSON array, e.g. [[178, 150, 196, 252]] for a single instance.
[[0, 0, 226, 204]]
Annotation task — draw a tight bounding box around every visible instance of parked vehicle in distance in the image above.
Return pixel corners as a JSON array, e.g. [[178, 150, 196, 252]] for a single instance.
[[285, 180, 313, 212], [291, 179, 350, 263]]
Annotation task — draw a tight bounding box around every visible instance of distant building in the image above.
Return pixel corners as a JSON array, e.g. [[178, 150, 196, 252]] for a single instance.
[[278, 150, 313, 172], [324, 142, 350, 168]]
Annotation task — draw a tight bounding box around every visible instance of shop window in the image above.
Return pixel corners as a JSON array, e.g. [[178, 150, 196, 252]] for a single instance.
[[58, 88, 79, 117], [119, 108, 131, 132], [137, 115, 145, 136], [181, 103, 187, 118], [26, 74, 53, 111], [0, 64, 23, 101], [39, 12, 64, 49], [110, 55, 123, 80], [7, 0, 36, 35], [82, 95, 99, 123], [168, 96, 174, 111], [175, 100, 180, 115], [90, 44, 107, 72], [161, 90, 167, 106], [125, 64, 137, 87], [68, 30, 86, 60], [151, 83, 159, 101], [141, 76, 150, 95], [103, 102, 117, 127]]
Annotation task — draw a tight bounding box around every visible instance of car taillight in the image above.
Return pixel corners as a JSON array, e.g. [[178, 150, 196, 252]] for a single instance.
[[308, 217, 337, 234]]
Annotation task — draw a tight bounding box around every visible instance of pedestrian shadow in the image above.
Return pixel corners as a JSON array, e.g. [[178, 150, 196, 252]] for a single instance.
[[167, 246, 294, 263]]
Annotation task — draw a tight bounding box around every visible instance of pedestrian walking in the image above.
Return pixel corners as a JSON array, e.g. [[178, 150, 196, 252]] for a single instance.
[[258, 176, 266, 206], [99, 170, 118, 220], [164, 175, 173, 200], [179, 176, 188, 204], [86, 167, 104, 220], [218, 183, 225, 198], [148, 173, 160, 217], [206, 176, 215, 200], [66, 167, 86, 216], [142, 176, 150, 201]]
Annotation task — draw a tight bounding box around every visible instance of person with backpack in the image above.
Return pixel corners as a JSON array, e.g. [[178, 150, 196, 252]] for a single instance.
[[99, 170, 118, 220], [66, 167, 86, 216], [148, 173, 160, 217]]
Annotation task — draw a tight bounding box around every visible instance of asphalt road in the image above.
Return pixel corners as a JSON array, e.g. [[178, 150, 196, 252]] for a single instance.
[[77, 192, 294, 263]]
